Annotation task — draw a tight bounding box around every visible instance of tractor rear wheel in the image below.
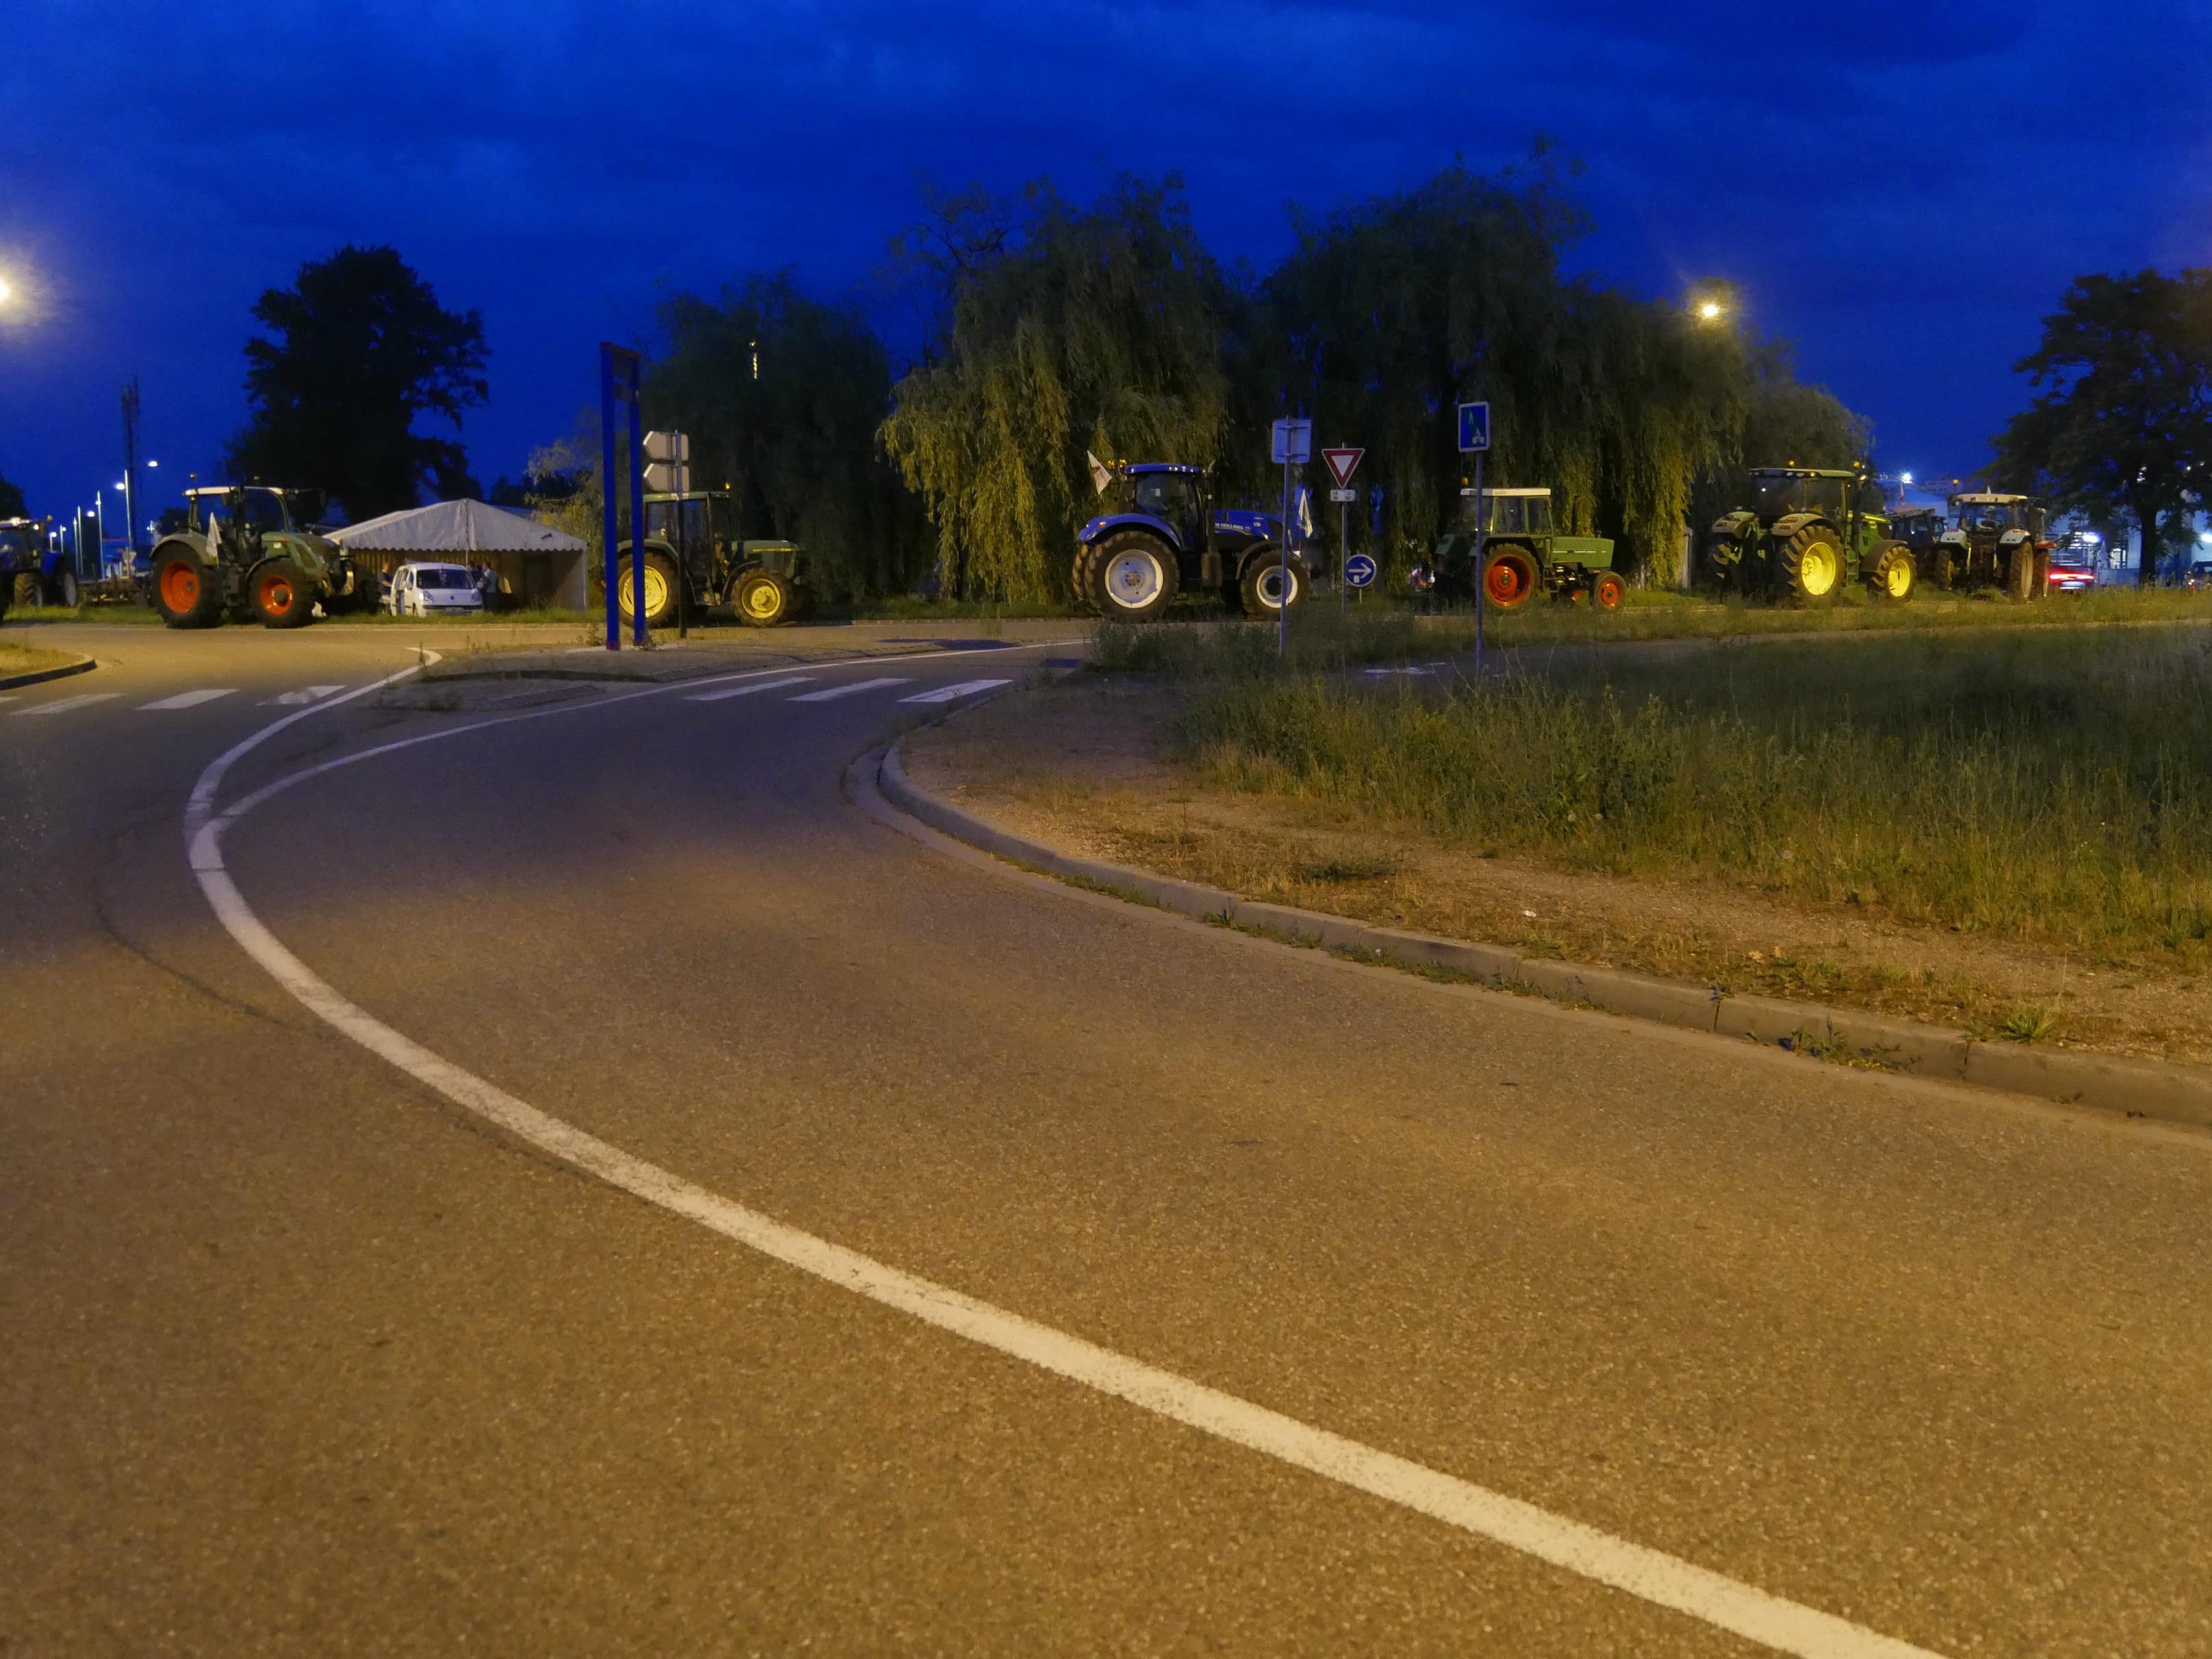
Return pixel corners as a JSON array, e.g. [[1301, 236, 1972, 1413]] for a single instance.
[[1480, 544, 1541, 610], [1094, 530, 1179, 621], [1071, 543, 1108, 614], [1238, 551, 1307, 617], [12, 573, 38, 610], [1866, 541, 1916, 604], [49, 568, 80, 608], [251, 559, 315, 628], [1591, 569, 1626, 612], [152, 552, 223, 629], [1775, 524, 1844, 604], [734, 569, 792, 626], [1701, 538, 1744, 593], [615, 551, 680, 630]]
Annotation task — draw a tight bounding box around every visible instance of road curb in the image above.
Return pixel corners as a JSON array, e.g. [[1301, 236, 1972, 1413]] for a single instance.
[[878, 738, 2212, 1132], [0, 651, 97, 692]]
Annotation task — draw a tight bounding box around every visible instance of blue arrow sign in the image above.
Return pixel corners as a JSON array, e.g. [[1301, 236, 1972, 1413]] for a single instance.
[[1343, 552, 1378, 589], [1457, 401, 1491, 454]]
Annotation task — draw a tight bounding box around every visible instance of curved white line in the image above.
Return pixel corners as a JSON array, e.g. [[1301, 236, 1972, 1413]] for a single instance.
[[183, 649, 1948, 1659]]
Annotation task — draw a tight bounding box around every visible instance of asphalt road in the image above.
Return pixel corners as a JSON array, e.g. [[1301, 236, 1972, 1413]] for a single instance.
[[5, 621, 2211, 1656]]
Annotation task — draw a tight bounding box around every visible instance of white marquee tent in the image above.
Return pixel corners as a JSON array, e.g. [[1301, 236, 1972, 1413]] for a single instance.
[[328, 500, 587, 608]]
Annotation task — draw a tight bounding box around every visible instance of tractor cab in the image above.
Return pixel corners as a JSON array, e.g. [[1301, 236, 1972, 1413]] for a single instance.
[[1890, 505, 1945, 548], [0, 517, 47, 565], [1948, 493, 2043, 537], [1461, 487, 1556, 537], [1746, 467, 1886, 524], [181, 486, 320, 547]]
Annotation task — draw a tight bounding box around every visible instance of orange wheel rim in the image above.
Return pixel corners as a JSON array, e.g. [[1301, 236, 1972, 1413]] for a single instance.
[[1485, 556, 1530, 605], [161, 564, 198, 612], [261, 576, 294, 614]]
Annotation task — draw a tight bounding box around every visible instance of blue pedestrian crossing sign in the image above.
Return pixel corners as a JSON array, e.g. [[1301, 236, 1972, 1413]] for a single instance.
[[1343, 552, 1378, 589], [1457, 401, 1491, 453]]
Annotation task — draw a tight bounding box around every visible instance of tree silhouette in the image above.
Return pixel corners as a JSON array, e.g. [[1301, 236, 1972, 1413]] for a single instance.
[[0, 469, 25, 520], [227, 244, 487, 520]]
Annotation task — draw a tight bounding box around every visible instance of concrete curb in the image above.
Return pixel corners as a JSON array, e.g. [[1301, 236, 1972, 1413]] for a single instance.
[[0, 651, 97, 692], [878, 740, 2212, 1132]]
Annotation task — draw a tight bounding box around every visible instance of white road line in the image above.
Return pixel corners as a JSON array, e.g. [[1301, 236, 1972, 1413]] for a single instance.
[[140, 689, 237, 711], [789, 676, 910, 703], [13, 693, 118, 717], [899, 678, 1013, 704], [687, 676, 814, 702], [174, 652, 1946, 1659], [0, 695, 16, 707], [266, 684, 344, 706]]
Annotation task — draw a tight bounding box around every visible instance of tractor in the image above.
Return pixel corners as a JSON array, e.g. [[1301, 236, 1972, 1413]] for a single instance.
[[1073, 463, 1309, 621], [146, 487, 378, 629], [609, 489, 813, 629], [1703, 465, 1915, 604], [1409, 487, 1625, 610], [0, 518, 53, 619], [1926, 493, 2050, 599]]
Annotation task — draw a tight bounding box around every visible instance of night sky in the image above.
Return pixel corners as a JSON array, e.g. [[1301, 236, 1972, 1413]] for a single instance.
[[3, 1, 2202, 524]]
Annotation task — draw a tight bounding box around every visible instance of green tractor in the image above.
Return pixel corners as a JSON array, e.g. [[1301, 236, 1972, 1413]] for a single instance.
[[1411, 487, 1627, 610], [146, 487, 378, 629], [1927, 493, 2049, 599], [610, 489, 812, 629], [1704, 465, 1915, 604]]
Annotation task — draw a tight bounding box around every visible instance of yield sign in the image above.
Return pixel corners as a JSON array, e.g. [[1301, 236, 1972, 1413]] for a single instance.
[[1322, 446, 1364, 488]]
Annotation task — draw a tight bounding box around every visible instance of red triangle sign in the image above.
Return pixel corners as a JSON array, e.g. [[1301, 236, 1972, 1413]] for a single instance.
[[1322, 446, 1363, 487]]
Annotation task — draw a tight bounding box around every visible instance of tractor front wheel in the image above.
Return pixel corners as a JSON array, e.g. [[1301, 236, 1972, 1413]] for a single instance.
[[252, 559, 315, 628], [734, 569, 793, 626], [11, 574, 38, 610], [2006, 545, 2037, 601], [1776, 524, 1844, 605], [1866, 541, 1916, 604], [1094, 531, 1179, 621], [1480, 545, 1541, 610], [152, 552, 223, 629], [614, 551, 681, 630], [1591, 569, 1626, 612], [1239, 551, 1308, 616], [1701, 538, 1745, 593], [49, 568, 80, 608]]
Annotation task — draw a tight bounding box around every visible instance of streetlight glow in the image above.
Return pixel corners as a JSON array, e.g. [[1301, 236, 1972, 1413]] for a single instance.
[[0, 276, 12, 305], [1901, 472, 1914, 485], [1697, 300, 1722, 320]]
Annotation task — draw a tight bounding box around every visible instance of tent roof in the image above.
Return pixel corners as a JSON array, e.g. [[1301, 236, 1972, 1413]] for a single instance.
[[326, 498, 584, 554]]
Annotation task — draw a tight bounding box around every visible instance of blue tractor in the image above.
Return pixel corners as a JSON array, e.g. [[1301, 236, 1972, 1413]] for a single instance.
[[1073, 463, 1313, 621]]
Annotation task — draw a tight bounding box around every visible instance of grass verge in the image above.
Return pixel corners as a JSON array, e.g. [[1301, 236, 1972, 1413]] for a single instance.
[[0, 641, 84, 678]]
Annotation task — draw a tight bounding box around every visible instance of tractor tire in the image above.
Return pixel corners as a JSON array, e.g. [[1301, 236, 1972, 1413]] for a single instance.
[[1775, 523, 1844, 605], [734, 569, 793, 627], [48, 568, 80, 609], [1866, 541, 1916, 604], [615, 550, 680, 630], [1480, 544, 1541, 610], [152, 551, 223, 629], [1070, 543, 1109, 614], [2006, 544, 2037, 601], [0, 578, 12, 624], [251, 559, 315, 628], [1238, 550, 1308, 617], [1701, 537, 1744, 593], [1093, 530, 1179, 622], [12, 573, 38, 611], [1591, 569, 1626, 612]]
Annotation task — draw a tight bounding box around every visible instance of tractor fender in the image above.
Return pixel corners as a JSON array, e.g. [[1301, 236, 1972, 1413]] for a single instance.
[[1237, 543, 1312, 582], [148, 532, 211, 570], [1078, 512, 1183, 553], [1767, 512, 1837, 547], [1710, 511, 1757, 537]]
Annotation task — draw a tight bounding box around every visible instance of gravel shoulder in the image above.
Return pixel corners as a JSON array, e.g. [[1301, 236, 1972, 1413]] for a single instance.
[[905, 674, 2212, 1066]]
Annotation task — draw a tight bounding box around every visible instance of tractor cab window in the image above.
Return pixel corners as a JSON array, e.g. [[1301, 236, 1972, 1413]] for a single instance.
[[0, 528, 27, 558], [235, 489, 289, 533], [1803, 476, 1848, 519], [647, 498, 715, 545], [1956, 500, 2018, 531], [1749, 474, 1806, 518], [1489, 497, 1526, 536], [1132, 474, 1192, 519]]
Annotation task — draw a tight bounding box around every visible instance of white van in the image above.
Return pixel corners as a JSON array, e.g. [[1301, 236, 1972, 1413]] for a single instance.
[[387, 562, 485, 617]]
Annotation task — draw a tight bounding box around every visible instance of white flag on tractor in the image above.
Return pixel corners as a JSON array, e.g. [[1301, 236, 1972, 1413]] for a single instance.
[[1086, 450, 1114, 496]]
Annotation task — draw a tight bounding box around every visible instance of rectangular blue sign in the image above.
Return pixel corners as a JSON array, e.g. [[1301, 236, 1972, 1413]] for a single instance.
[[1457, 401, 1491, 453]]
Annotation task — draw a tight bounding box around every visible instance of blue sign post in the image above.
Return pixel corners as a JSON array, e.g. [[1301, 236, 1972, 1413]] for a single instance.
[[1343, 552, 1378, 589], [600, 343, 646, 651], [1270, 419, 1311, 658], [1458, 400, 1493, 680]]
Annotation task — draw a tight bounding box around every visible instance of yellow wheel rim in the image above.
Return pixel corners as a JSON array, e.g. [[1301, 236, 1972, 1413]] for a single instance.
[[1801, 544, 1838, 597], [1885, 557, 1912, 598], [618, 563, 669, 619], [742, 582, 782, 621]]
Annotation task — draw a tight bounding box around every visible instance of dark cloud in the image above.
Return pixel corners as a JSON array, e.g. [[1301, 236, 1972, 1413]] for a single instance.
[[1, 0, 2200, 510]]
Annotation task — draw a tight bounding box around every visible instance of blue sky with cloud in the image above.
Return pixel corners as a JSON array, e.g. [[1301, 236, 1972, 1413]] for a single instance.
[[3, 0, 2204, 517]]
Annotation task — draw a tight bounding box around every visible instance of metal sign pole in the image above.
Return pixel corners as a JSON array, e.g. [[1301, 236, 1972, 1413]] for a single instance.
[[599, 346, 621, 651], [1339, 496, 1349, 616], [1279, 457, 1292, 659], [676, 434, 689, 641], [628, 397, 647, 647], [1473, 448, 1487, 684]]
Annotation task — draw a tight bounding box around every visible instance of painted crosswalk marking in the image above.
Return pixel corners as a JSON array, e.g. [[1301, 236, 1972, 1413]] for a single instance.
[[899, 678, 1013, 705], [13, 693, 119, 717], [266, 684, 344, 706], [788, 677, 911, 703], [687, 676, 814, 702], [140, 689, 238, 710]]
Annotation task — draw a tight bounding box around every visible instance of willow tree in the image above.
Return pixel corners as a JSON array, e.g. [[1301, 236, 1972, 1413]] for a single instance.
[[646, 275, 931, 600], [881, 177, 1232, 601], [1256, 154, 1745, 582]]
